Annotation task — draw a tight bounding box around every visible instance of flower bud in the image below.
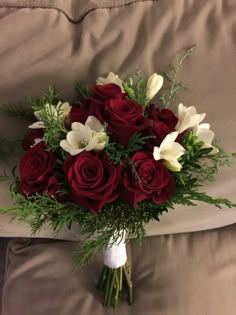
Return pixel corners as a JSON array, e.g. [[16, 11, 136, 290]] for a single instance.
[[146, 73, 163, 101]]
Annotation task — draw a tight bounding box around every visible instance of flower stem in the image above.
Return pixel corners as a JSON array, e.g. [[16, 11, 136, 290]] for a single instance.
[[123, 264, 133, 305], [98, 262, 133, 307]]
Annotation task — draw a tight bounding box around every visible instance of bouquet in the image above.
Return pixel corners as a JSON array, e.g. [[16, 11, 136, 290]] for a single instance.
[[0, 47, 235, 307]]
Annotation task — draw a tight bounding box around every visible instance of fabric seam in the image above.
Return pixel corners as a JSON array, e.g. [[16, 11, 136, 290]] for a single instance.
[[0, 0, 160, 24]]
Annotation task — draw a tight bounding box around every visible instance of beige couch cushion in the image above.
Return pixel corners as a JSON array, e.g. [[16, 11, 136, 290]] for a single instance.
[[3, 225, 236, 315], [0, 0, 236, 239]]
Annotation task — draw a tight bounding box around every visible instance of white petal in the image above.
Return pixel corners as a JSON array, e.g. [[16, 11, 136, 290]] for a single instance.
[[209, 146, 219, 154], [199, 123, 210, 129], [67, 131, 82, 148], [160, 142, 186, 160], [177, 103, 186, 120], [60, 139, 73, 152], [29, 121, 45, 129], [71, 123, 93, 139], [146, 73, 163, 100], [163, 159, 182, 172], [160, 131, 179, 148], [186, 106, 197, 116], [85, 116, 104, 132], [94, 141, 106, 151], [45, 103, 57, 116], [96, 72, 124, 91], [60, 139, 85, 155], [71, 122, 85, 131], [85, 136, 98, 151], [153, 146, 161, 161], [56, 101, 62, 109], [196, 128, 215, 146]]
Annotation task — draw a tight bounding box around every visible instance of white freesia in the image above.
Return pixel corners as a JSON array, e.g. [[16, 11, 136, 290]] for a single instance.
[[175, 103, 206, 133], [34, 101, 71, 120], [60, 123, 97, 155], [29, 102, 71, 129], [146, 73, 163, 102], [82, 116, 107, 151], [60, 116, 107, 155], [96, 72, 124, 92], [192, 123, 219, 154], [29, 121, 46, 129], [153, 131, 186, 172]]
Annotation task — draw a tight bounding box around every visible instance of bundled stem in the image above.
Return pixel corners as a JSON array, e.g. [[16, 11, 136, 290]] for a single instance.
[[98, 263, 133, 307]]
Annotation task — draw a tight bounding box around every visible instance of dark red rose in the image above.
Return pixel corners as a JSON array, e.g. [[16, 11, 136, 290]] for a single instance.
[[121, 152, 175, 207], [146, 121, 174, 149], [147, 105, 178, 130], [69, 107, 90, 124], [105, 99, 150, 145], [22, 129, 44, 151], [91, 84, 124, 102], [64, 152, 120, 214], [19, 143, 57, 195], [83, 84, 125, 123], [45, 175, 63, 199]]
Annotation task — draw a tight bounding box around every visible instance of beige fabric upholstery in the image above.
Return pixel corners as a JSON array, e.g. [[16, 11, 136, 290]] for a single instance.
[[3, 225, 236, 315], [0, 239, 8, 313], [0, 0, 236, 239]]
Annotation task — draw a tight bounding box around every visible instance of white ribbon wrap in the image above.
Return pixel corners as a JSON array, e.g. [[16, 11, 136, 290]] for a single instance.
[[103, 233, 127, 269]]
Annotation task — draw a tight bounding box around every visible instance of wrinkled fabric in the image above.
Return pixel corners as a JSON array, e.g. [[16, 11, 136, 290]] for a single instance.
[[0, 0, 236, 239], [3, 225, 236, 315]]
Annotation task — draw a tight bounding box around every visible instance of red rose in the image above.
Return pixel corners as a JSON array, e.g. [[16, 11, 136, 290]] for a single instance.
[[22, 129, 44, 151], [64, 152, 120, 214], [83, 84, 125, 123], [69, 107, 90, 124], [106, 99, 150, 145], [45, 176, 63, 199], [90, 84, 124, 102], [121, 152, 175, 207], [19, 143, 57, 195], [146, 121, 173, 149], [147, 105, 178, 130]]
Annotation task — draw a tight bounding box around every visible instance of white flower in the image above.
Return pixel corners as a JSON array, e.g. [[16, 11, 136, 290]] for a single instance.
[[175, 103, 206, 133], [60, 123, 97, 155], [60, 116, 107, 155], [85, 116, 107, 151], [96, 72, 124, 91], [146, 73, 163, 102], [35, 101, 71, 120], [153, 131, 186, 172], [29, 102, 71, 129], [29, 121, 46, 129], [192, 123, 219, 154]]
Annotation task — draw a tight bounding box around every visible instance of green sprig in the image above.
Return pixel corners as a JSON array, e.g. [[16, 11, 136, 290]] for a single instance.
[[160, 44, 196, 108], [106, 132, 155, 165]]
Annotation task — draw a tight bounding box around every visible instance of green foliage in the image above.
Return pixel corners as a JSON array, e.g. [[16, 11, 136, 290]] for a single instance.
[[106, 132, 155, 165], [75, 83, 90, 102], [123, 71, 147, 105], [0, 175, 8, 182], [0, 86, 59, 121], [29, 86, 59, 111], [122, 78, 135, 98], [0, 103, 34, 120], [160, 44, 196, 108], [35, 104, 68, 153], [177, 131, 235, 185]]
